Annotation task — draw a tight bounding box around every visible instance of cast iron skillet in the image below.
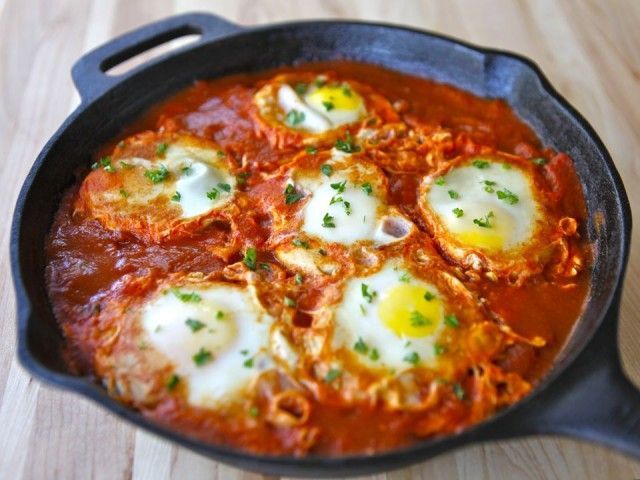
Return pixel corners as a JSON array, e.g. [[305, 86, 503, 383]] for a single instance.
[[10, 12, 637, 477]]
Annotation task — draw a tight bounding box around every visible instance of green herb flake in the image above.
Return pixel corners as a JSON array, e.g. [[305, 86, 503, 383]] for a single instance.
[[502, 163, 512, 170], [472, 159, 490, 169], [284, 183, 304, 205], [144, 165, 169, 184], [259, 262, 271, 272], [315, 76, 326, 88], [119, 188, 129, 198], [285, 109, 306, 126], [217, 182, 232, 192], [361, 182, 373, 195], [325, 368, 342, 383], [361, 283, 377, 303], [318, 248, 327, 256], [166, 374, 180, 391], [354, 337, 369, 355], [284, 296, 297, 308], [369, 348, 380, 361], [156, 143, 168, 156], [424, 291, 435, 301], [181, 165, 193, 176], [453, 207, 464, 218], [294, 273, 303, 285], [410, 311, 432, 327], [243, 357, 254, 368], [322, 100, 335, 111], [320, 164, 333, 176], [216, 150, 226, 159], [434, 343, 447, 356], [216, 311, 225, 320], [248, 406, 260, 418], [185, 318, 206, 332], [171, 288, 202, 303], [448, 190, 460, 199], [403, 351, 420, 365], [453, 383, 465, 400], [434, 176, 446, 186], [398, 272, 411, 283], [206, 187, 219, 200], [330, 180, 347, 194], [322, 212, 336, 228], [243, 247, 257, 271], [532, 157, 547, 166], [236, 172, 250, 185], [193, 347, 213, 366], [444, 314, 460, 328], [473, 211, 495, 228], [496, 188, 519, 205], [294, 82, 308, 95], [292, 237, 310, 249], [342, 85, 352, 97], [306, 146, 318, 155], [334, 132, 360, 153], [171, 191, 181, 202]]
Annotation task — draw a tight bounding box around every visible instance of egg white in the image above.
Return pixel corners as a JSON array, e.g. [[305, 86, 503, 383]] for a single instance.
[[140, 283, 274, 407], [425, 161, 540, 251], [332, 261, 446, 370]]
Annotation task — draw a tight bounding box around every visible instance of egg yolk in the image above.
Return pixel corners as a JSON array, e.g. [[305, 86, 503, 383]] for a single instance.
[[305, 85, 363, 111], [378, 284, 442, 338], [454, 209, 515, 251]]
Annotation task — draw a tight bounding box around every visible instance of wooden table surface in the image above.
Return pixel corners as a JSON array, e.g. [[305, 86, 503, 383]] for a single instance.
[[1, 0, 639, 478]]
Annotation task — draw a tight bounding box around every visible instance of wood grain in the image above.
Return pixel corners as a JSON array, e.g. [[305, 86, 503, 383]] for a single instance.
[[1, 0, 639, 478]]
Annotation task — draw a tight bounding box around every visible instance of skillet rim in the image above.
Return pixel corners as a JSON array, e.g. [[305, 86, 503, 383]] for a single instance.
[[10, 15, 633, 476]]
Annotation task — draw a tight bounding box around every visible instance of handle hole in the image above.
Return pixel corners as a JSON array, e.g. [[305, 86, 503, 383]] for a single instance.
[[102, 26, 202, 77]]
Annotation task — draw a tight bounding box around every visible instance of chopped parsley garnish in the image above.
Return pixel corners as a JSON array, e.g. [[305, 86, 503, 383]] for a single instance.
[[361, 182, 373, 195], [482, 180, 497, 193], [185, 318, 206, 332], [473, 211, 495, 228], [119, 161, 132, 169], [361, 283, 377, 303], [325, 369, 342, 383], [424, 291, 435, 301], [216, 311, 225, 320], [318, 248, 327, 256], [322, 212, 336, 228], [472, 159, 490, 169], [448, 190, 460, 199], [236, 172, 250, 185], [434, 344, 447, 356], [285, 109, 306, 126], [171, 288, 202, 303], [502, 163, 512, 170], [248, 406, 260, 418], [193, 347, 213, 366], [342, 85, 352, 97], [306, 146, 318, 155], [294, 82, 308, 95], [171, 191, 181, 202], [91, 156, 114, 172], [410, 311, 432, 327], [119, 188, 129, 198], [354, 337, 369, 354], [434, 176, 446, 186], [334, 132, 360, 153], [403, 351, 420, 365], [284, 296, 297, 308], [315, 76, 326, 87], [330, 195, 352, 215], [216, 150, 226, 159], [453, 207, 464, 218], [243, 247, 257, 270], [181, 165, 193, 176], [322, 100, 334, 111], [156, 143, 168, 156], [292, 237, 310, 249], [496, 188, 519, 205], [444, 314, 460, 328], [294, 273, 303, 285], [284, 183, 304, 204], [453, 383, 465, 400], [532, 157, 547, 166], [259, 262, 271, 271], [206, 187, 219, 200], [330, 180, 347, 194], [166, 374, 180, 391], [320, 164, 333, 176], [398, 272, 411, 283], [217, 182, 231, 192], [369, 348, 380, 361], [243, 358, 254, 368], [144, 165, 169, 184]]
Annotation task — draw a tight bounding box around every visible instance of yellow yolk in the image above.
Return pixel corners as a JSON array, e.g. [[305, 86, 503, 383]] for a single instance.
[[378, 284, 442, 338], [455, 209, 515, 251], [306, 85, 363, 112]]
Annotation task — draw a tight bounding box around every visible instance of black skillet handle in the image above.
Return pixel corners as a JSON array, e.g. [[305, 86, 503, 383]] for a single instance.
[[512, 293, 640, 458], [71, 12, 242, 102]]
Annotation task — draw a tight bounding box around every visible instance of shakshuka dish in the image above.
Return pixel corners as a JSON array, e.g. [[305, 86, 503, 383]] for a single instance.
[[46, 62, 591, 455]]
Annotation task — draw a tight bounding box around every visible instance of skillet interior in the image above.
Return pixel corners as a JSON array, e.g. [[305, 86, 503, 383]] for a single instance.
[[11, 17, 632, 477]]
